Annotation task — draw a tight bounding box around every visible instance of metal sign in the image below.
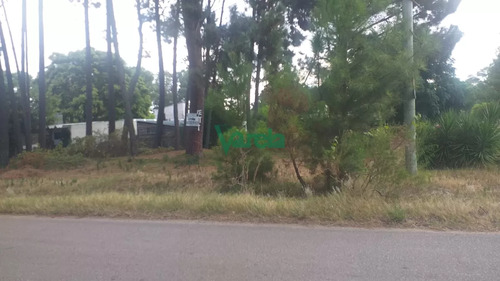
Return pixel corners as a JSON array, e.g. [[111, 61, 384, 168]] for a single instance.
[[186, 113, 201, 127]]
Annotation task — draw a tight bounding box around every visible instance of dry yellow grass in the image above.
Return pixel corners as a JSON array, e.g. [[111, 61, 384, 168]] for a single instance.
[[1, 151, 500, 231]]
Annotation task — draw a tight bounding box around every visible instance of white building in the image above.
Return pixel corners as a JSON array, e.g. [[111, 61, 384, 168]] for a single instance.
[[153, 103, 186, 122]]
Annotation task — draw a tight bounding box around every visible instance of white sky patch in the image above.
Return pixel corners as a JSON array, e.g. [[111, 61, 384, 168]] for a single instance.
[[441, 0, 500, 80]]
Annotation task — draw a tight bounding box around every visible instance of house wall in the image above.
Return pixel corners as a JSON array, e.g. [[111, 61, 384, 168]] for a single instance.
[[48, 120, 183, 148], [136, 121, 184, 148], [49, 120, 132, 141]]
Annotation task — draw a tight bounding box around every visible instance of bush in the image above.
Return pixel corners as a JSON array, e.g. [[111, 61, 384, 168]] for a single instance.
[[44, 146, 86, 170], [471, 102, 500, 124], [418, 111, 500, 168], [10, 147, 86, 170], [67, 131, 128, 158], [387, 207, 406, 223], [314, 126, 406, 194], [213, 127, 275, 191], [416, 120, 439, 168]]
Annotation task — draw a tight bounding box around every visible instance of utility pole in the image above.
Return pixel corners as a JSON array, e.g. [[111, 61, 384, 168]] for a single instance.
[[38, 0, 46, 149], [403, 0, 417, 175]]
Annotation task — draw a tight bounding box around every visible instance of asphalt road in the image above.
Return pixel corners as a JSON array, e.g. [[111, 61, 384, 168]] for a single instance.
[[1, 216, 500, 281]]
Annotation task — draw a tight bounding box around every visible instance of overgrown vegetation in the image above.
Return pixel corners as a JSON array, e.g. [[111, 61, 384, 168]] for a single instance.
[[418, 103, 500, 169], [2, 150, 500, 231], [213, 126, 276, 194], [9, 147, 86, 170], [66, 131, 129, 158]]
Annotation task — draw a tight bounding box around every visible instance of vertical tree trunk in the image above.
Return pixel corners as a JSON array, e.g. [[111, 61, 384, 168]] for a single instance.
[[290, 152, 310, 195], [127, 0, 145, 106], [0, 57, 8, 167], [108, 0, 136, 156], [20, 0, 32, 151], [0, 21, 22, 155], [183, 83, 189, 142], [38, 0, 46, 149], [182, 0, 204, 156], [1, 1, 30, 151], [202, 0, 212, 149], [203, 0, 212, 100], [204, 0, 226, 148], [204, 109, 212, 147], [253, 45, 262, 116], [154, 0, 166, 148], [84, 0, 93, 136], [172, 0, 181, 150], [316, 60, 320, 88], [403, 0, 417, 175], [112, 0, 145, 146], [246, 6, 256, 129], [106, 2, 115, 135]]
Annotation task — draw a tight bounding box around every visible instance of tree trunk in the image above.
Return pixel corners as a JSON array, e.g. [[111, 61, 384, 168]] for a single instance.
[[253, 44, 262, 117], [290, 151, 311, 196], [122, 0, 144, 145], [172, 0, 181, 150], [0, 56, 9, 167], [403, 0, 417, 175], [106, 1, 115, 135], [246, 7, 256, 129], [108, 0, 136, 156], [127, 0, 145, 108], [84, 0, 93, 136], [154, 0, 166, 148], [204, 0, 225, 148], [20, 0, 32, 151], [182, 0, 205, 156], [183, 82, 189, 142], [1, 2, 30, 151], [123, 0, 145, 144], [0, 21, 22, 155], [2, 0, 31, 153], [204, 109, 212, 148], [38, 0, 46, 149], [203, 0, 212, 100], [202, 0, 212, 149]]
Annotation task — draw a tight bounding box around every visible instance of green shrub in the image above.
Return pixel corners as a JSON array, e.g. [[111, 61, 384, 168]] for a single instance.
[[387, 207, 406, 223], [362, 126, 407, 189], [418, 110, 500, 168], [416, 120, 439, 168], [9, 151, 46, 169], [317, 126, 406, 194], [471, 102, 500, 124], [44, 146, 86, 170], [67, 131, 128, 158], [213, 127, 275, 190]]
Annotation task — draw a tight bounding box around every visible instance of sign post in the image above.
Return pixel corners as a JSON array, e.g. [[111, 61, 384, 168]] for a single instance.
[[186, 110, 203, 131]]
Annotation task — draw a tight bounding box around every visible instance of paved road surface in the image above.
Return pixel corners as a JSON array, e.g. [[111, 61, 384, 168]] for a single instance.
[[1, 216, 499, 281]]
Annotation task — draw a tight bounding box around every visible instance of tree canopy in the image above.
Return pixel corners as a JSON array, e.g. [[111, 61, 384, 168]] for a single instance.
[[36, 49, 155, 125]]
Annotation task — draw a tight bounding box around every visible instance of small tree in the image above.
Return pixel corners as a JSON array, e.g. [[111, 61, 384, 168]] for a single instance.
[[265, 68, 311, 194]]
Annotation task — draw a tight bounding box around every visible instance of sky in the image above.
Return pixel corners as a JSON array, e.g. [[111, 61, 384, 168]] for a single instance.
[[1, 0, 500, 82], [441, 0, 500, 79]]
